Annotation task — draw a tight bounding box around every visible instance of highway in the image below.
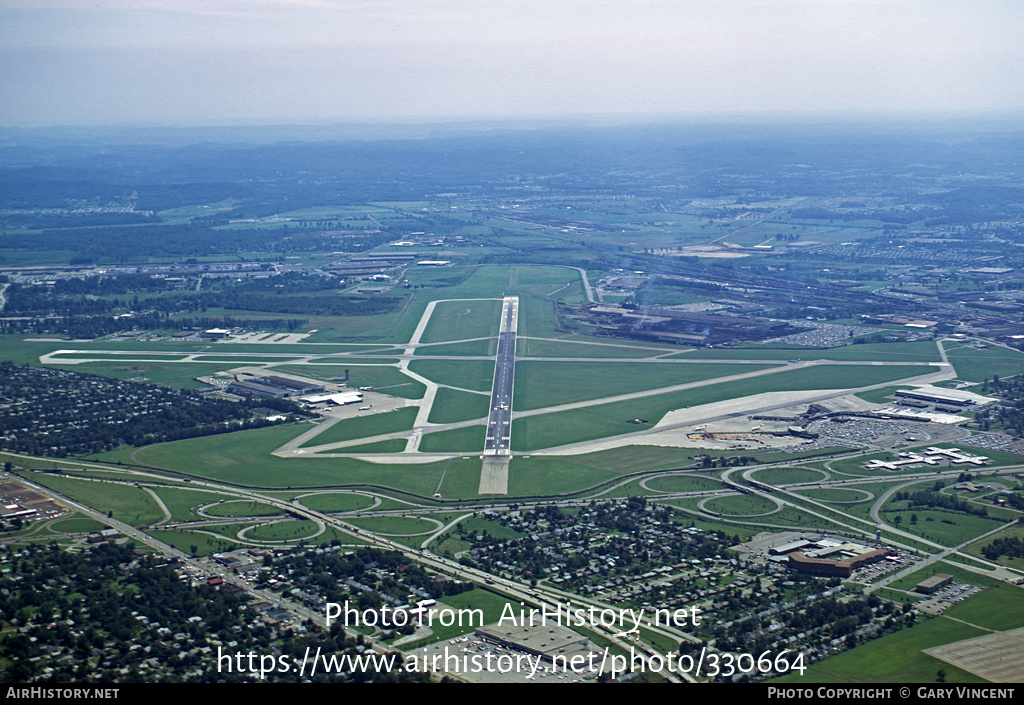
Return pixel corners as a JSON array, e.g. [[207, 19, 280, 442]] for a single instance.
[[485, 296, 518, 456]]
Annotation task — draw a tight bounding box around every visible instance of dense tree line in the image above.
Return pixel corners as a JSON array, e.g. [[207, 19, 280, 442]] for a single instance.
[[0, 223, 394, 262], [0, 311, 172, 339], [893, 489, 988, 517], [974, 375, 1024, 437], [981, 535, 1024, 561]]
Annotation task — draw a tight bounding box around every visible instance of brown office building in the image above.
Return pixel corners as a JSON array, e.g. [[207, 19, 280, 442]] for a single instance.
[[787, 548, 890, 578]]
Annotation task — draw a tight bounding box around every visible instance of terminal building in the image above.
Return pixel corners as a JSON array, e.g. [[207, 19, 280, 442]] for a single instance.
[[302, 391, 364, 406], [227, 374, 325, 398], [892, 386, 997, 408]]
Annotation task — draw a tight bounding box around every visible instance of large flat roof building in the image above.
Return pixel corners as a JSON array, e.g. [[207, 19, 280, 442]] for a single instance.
[[915, 574, 954, 594], [227, 374, 324, 398], [788, 548, 889, 578], [475, 623, 600, 666]]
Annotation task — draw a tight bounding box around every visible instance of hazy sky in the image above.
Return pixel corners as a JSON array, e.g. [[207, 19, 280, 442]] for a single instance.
[[2, 0, 1023, 126]]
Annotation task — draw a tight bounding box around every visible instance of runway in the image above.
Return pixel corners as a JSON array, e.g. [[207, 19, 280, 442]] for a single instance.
[[484, 296, 518, 456], [480, 296, 518, 494]]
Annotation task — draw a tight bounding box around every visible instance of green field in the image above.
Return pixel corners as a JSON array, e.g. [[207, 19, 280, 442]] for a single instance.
[[773, 616, 988, 683], [325, 439, 408, 453], [46, 516, 108, 534], [644, 474, 724, 493], [703, 494, 780, 516], [512, 365, 936, 451], [150, 529, 241, 556], [750, 466, 828, 485], [427, 388, 490, 424], [880, 504, 1012, 546], [418, 426, 486, 454], [420, 299, 501, 344], [432, 514, 521, 555], [414, 340, 495, 357], [294, 492, 376, 512], [962, 523, 1024, 571], [678, 341, 943, 363], [513, 360, 778, 411], [510, 264, 588, 302], [798, 487, 875, 503], [19, 473, 164, 526], [149, 487, 237, 521], [347, 516, 438, 535], [125, 424, 474, 494], [517, 338, 678, 358], [756, 505, 843, 530], [944, 583, 1024, 630], [505, 457, 633, 497], [244, 520, 321, 541], [943, 343, 1024, 383], [201, 500, 284, 518], [407, 359, 495, 391], [430, 457, 482, 500], [298, 407, 417, 448]]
